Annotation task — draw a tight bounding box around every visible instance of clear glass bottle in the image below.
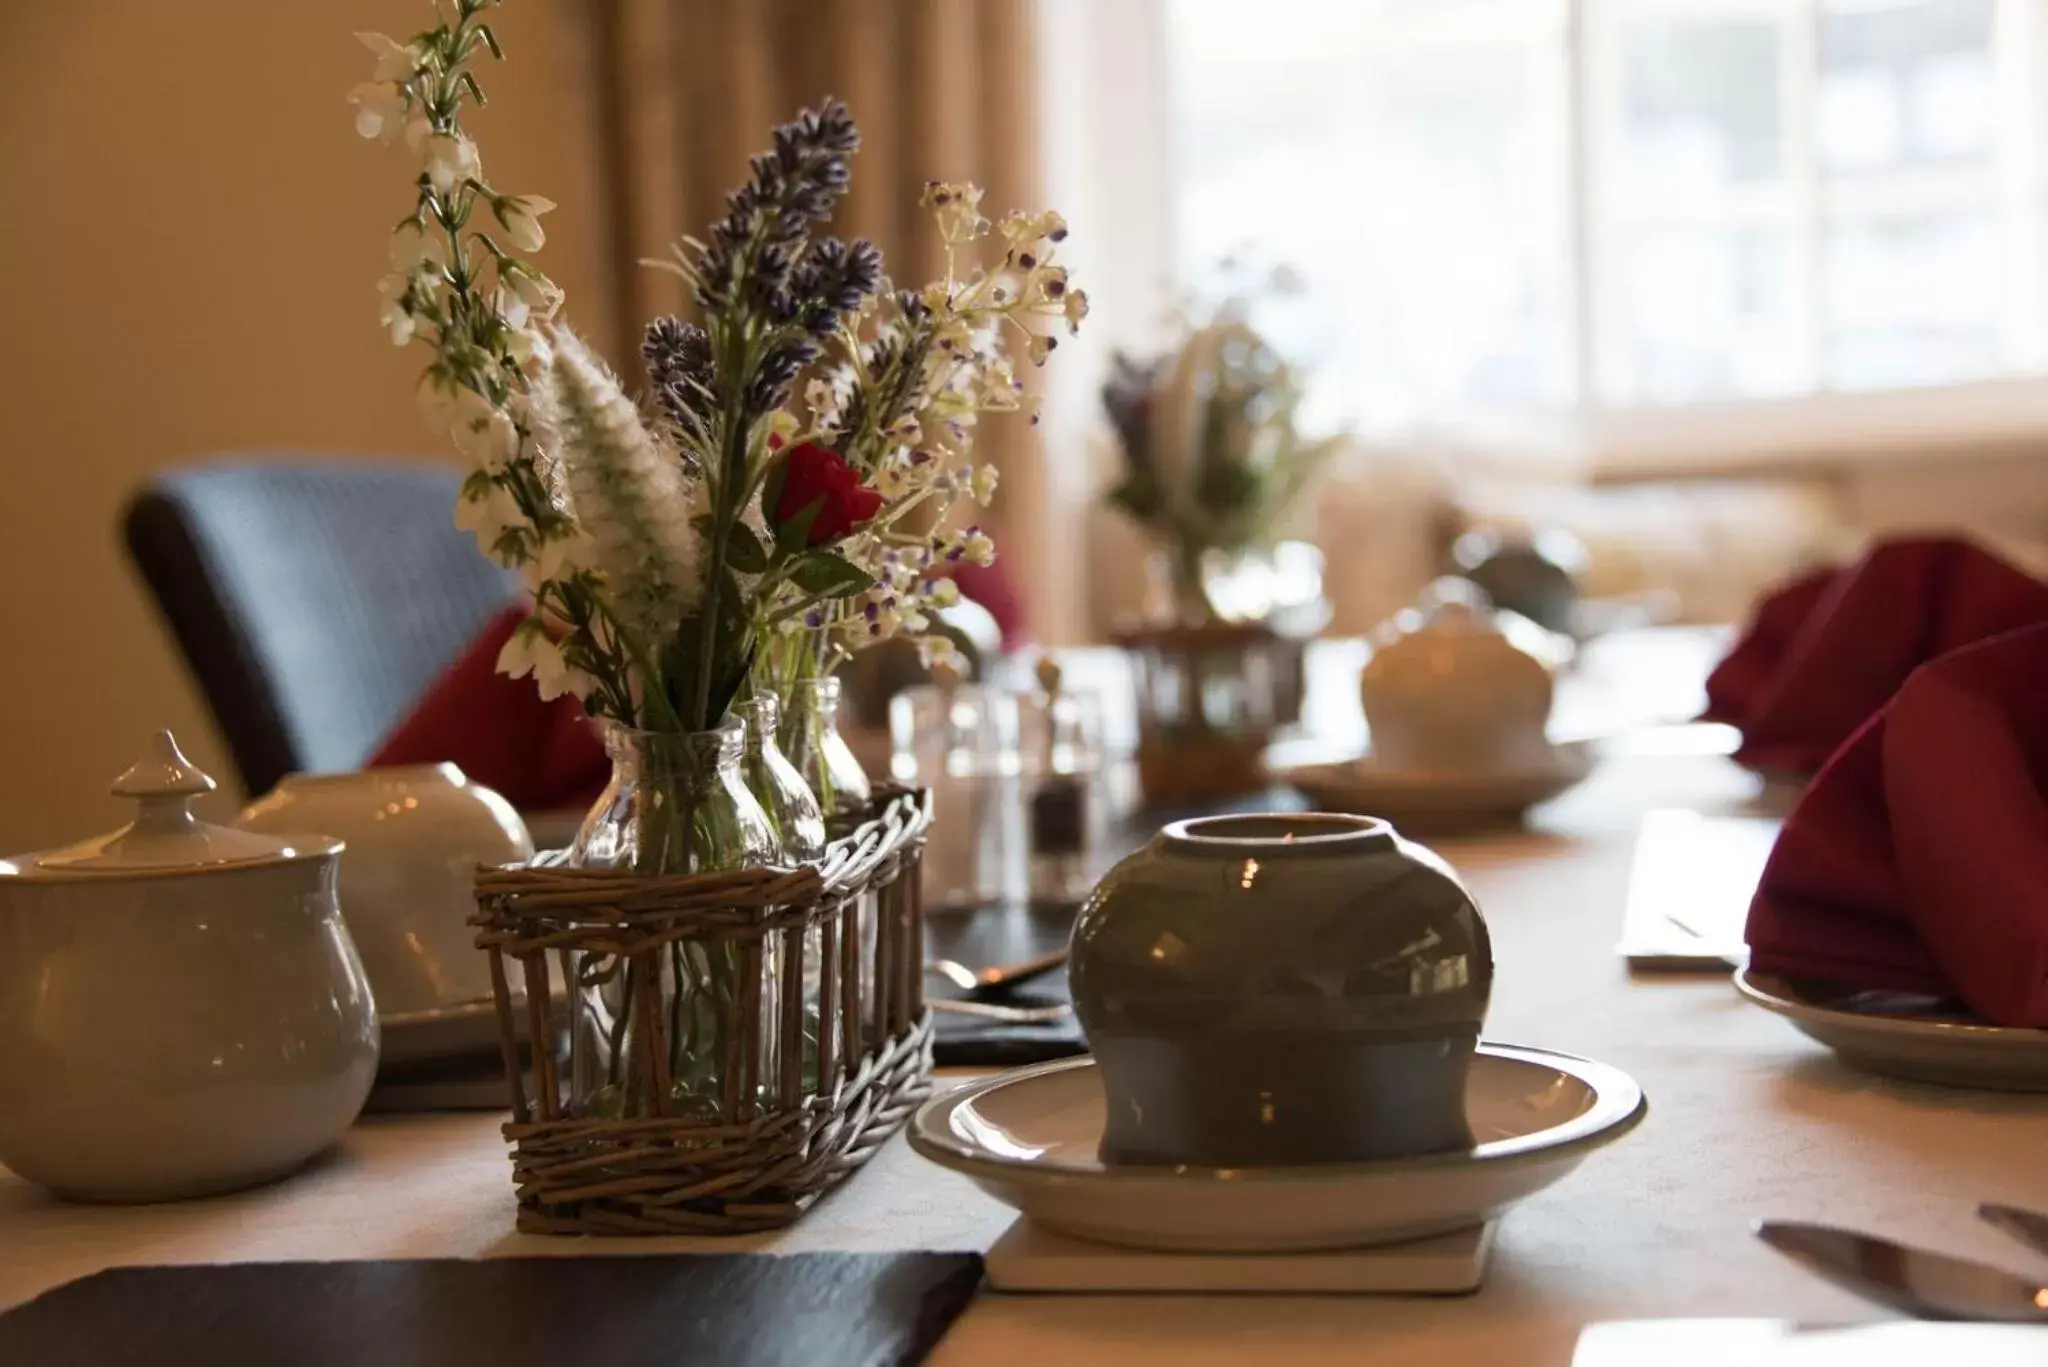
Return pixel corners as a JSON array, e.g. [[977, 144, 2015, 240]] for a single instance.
[[781, 676, 872, 821], [735, 695, 828, 863], [890, 675, 1024, 911], [568, 721, 781, 1120]]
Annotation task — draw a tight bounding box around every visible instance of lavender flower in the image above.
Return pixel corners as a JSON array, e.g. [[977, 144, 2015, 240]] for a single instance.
[[642, 315, 714, 446], [693, 98, 860, 314]]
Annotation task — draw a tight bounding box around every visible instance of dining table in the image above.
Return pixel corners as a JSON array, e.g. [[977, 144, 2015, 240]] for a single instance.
[[6, 629, 2047, 1364]]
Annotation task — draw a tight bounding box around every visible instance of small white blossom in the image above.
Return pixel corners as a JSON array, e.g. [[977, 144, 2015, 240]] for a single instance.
[[348, 82, 408, 141], [356, 31, 423, 83], [503, 265, 563, 321], [402, 112, 434, 154], [917, 634, 959, 669], [921, 181, 988, 242], [375, 272, 417, 345], [496, 287, 531, 333], [961, 528, 996, 566], [452, 403, 519, 468], [970, 465, 999, 506], [492, 195, 556, 254], [422, 132, 481, 195], [388, 219, 446, 274], [496, 621, 592, 701], [454, 479, 530, 563], [1062, 288, 1090, 332], [928, 577, 962, 607], [506, 327, 551, 378]]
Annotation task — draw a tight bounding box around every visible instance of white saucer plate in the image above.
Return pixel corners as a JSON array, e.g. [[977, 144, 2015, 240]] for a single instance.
[[909, 1042, 1646, 1253], [1735, 969, 2048, 1092], [1269, 741, 1594, 835]]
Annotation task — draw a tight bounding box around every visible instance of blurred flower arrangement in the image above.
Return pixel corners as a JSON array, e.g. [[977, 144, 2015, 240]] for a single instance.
[[1102, 287, 1337, 622], [350, 0, 1085, 858]]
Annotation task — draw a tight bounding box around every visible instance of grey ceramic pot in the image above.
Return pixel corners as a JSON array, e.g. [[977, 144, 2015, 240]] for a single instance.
[[1069, 813, 1493, 1168]]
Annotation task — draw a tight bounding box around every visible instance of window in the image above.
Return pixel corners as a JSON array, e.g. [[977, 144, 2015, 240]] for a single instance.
[[1166, 0, 2046, 434]]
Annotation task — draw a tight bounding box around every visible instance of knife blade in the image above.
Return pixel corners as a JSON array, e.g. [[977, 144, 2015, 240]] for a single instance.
[[1980, 1203, 2048, 1261], [1755, 1220, 2048, 1322]]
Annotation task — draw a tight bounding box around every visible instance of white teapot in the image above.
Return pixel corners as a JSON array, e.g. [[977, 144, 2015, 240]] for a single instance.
[[1361, 582, 1561, 774], [0, 732, 378, 1201]]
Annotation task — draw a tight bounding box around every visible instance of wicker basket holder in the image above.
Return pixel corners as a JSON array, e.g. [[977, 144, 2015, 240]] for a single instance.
[[1115, 619, 1282, 808], [470, 786, 934, 1236]]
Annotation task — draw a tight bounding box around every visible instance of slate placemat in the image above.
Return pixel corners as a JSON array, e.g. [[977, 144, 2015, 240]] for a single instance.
[[0, 1253, 984, 1367]]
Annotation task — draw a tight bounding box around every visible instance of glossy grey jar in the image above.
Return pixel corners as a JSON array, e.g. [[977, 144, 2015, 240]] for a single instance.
[[1069, 813, 1492, 1168]]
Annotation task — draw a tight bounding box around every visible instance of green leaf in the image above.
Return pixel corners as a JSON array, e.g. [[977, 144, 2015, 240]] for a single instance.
[[787, 552, 876, 598], [725, 521, 769, 574], [775, 494, 827, 554]]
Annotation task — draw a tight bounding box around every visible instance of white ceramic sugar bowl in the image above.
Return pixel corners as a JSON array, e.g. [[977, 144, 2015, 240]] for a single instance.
[[1361, 586, 1559, 774], [237, 764, 533, 1020], [0, 732, 378, 1202]]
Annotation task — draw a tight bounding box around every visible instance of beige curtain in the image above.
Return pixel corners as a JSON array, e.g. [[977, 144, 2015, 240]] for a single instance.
[[575, 0, 1054, 636]]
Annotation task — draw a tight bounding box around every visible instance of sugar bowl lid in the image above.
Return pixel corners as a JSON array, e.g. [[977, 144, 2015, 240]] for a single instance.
[[3, 732, 341, 880]]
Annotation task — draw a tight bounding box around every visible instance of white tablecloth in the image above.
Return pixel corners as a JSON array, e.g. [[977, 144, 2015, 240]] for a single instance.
[[8, 724, 2047, 1363]]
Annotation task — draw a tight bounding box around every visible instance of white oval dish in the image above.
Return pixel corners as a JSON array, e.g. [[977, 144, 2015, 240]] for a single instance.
[[909, 1042, 1645, 1253], [1735, 969, 2048, 1092], [1269, 740, 1594, 835]]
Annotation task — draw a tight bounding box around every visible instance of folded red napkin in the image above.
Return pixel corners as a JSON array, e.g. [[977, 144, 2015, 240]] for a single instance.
[[369, 606, 609, 812], [1705, 537, 2048, 774], [1746, 619, 2048, 1026]]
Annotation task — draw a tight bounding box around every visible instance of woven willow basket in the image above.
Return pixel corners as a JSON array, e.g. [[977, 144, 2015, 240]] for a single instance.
[[470, 786, 934, 1235]]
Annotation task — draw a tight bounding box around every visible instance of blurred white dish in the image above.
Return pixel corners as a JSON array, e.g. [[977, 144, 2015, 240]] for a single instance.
[[909, 1043, 1645, 1253], [1270, 740, 1594, 834]]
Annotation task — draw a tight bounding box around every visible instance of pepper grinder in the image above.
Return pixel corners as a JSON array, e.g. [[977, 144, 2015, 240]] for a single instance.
[[1024, 657, 1101, 902]]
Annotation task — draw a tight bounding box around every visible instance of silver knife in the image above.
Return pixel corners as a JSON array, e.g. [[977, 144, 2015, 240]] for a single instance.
[[1981, 1203, 2048, 1260], [1755, 1220, 2048, 1322]]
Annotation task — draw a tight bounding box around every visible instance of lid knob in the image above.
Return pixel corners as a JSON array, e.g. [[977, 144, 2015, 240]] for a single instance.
[[111, 731, 217, 800]]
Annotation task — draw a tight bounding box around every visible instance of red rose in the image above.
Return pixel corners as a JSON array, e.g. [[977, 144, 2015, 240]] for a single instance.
[[776, 442, 883, 545]]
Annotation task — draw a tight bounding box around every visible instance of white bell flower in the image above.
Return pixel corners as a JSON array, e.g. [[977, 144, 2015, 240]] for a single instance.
[[402, 113, 433, 155], [388, 219, 446, 274], [497, 287, 531, 333], [444, 386, 517, 468], [356, 32, 423, 83], [506, 327, 552, 379], [375, 272, 417, 346], [452, 406, 519, 469], [454, 479, 529, 562], [492, 195, 556, 254], [422, 133, 481, 195], [348, 82, 407, 141], [495, 622, 586, 700], [503, 266, 564, 321]]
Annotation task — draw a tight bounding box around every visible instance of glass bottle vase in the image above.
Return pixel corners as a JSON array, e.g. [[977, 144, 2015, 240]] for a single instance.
[[735, 695, 828, 863], [780, 676, 873, 821], [567, 721, 782, 1120]]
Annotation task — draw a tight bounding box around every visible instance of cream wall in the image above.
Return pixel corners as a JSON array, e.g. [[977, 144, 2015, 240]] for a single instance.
[[0, 1, 610, 850]]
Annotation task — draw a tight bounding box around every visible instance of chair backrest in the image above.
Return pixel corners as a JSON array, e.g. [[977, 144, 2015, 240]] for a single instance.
[[124, 459, 516, 797]]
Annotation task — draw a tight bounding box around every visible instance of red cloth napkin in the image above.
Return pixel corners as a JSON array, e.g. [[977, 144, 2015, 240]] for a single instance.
[[1704, 537, 2048, 774], [368, 606, 609, 812], [1746, 619, 2048, 1026]]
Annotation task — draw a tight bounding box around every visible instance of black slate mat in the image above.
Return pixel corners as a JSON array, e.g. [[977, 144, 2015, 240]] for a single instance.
[[0, 1253, 984, 1367]]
